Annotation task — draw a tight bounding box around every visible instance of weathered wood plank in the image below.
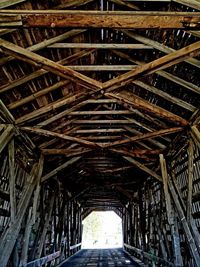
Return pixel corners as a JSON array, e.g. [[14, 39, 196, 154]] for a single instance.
[[0, 0, 26, 9], [0, 124, 14, 154], [104, 127, 183, 148], [103, 40, 200, 91], [160, 154, 183, 266], [187, 140, 194, 222], [0, 156, 44, 267], [105, 91, 188, 126], [68, 110, 133, 115], [111, 49, 200, 95], [15, 93, 83, 125], [0, 48, 95, 94], [20, 127, 100, 148], [0, 38, 102, 90], [168, 177, 200, 266], [122, 30, 200, 69], [48, 43, 152, 49], [8, 139, 16, 223], [41, 157, 81, 182], [0, 29, 86, 66], [173, 0, 200, 10], [123, 156, 162, 182], [0, 11, 200, 29]]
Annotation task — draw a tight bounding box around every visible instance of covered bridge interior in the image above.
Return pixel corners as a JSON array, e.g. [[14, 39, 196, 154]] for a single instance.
[[0, 0, 200, 266]]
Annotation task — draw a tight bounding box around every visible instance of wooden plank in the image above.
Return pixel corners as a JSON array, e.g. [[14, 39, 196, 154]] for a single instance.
[[54, 0, 94, 10], [42, 148, 91, 158], [26, 251, 60, 267], [187, 139, 194, 222], [103, 127, 183, 148], [123, 156, 162, 182], [0, 124, 14, 154], [0, 39, 102, 91], [0, 100, 15, 122], [133, 80, 196, 112], [46, 65, 137, 71], [68, 110, 133, 115], [48, 43, 152, 49], [15, 93, 83, 125], [110, 148, 163, 157], [173, 0, 200, 10], [168, 178, 200, 266], [0, 0, 26, 8], [20, 127, 100, 148], [106, 91, 188, 126], [122, 30, 200, 69], [8, 80, 70, 110], [0, 48, 95, 94], [0, 29, 86, 66], [72, 119, 141, 124], [8, 139, 16, 223], [111, 49, 200, 95], [103, 40, 200, 91], [191, 125, 200, 144], [70, 243, 81, 250], [0, 11, 200, 29], [41, 157, 81, 182], [159, 154, 183, 266], [0, 156, 44, 267], [37, 194, 55, 258]]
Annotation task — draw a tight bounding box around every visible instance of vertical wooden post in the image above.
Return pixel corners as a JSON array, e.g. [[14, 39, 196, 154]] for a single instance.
[[0, 155, 44, 267], [37, 193, 55, 258], [8, 138, 16, 223], [160, 154, 183, 267], [187, 139, 193, 222], [19, 155, 43, 266], [166, 168, 200, 266]]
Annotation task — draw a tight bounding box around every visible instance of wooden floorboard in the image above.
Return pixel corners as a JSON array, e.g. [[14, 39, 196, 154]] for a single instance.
[[60, 248, 140, 266]]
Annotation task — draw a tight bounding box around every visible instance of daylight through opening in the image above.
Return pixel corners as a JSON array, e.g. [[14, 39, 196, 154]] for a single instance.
[[82, 211, 123, 249]]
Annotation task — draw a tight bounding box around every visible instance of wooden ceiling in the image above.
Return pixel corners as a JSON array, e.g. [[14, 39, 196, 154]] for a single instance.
[[0, 0, 200, 214]]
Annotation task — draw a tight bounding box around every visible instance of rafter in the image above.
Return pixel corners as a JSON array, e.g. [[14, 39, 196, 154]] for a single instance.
[[102, 40, 200, 91], [105, 91, 188, 126], [0, 29, 86, 66], [111, 49, 200, 95], [121, 30, 200, 69], [20, 127, 101, 148], [0, 48, 95, 94], [41, 157, 81, 183], [0, 39, 102, 91], [0, 10, 200, 29], [123, 156, 162, 182], [103, 127, 183, 148], [48, 43, 152, 49]]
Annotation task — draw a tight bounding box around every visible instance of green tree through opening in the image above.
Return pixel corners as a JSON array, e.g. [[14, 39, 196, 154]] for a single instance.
[[82, 211, 123, 249]]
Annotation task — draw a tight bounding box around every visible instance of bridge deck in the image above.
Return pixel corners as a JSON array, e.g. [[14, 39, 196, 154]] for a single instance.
[[60, 248, 140, 266]]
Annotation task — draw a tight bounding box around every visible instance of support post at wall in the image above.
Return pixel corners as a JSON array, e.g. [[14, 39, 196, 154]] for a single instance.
[[160, 154, 183, 267]]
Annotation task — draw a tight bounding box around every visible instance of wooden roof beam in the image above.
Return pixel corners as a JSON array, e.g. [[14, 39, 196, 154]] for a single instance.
[[0, 29, 86, 66], [0, 11, 200, 29], [172, 0, 200, 10], [103, 40, 200, 91], [123, 156, 162, 182], [0, 39, 102, 91], [20, 127, 101, 149], [103, 127, 183, 148], [41, 156, 81, 183], [111, 49, 200, 95], [105, 90, 188, 126], [0, 48, 96, 94], [48, 43, 152, 49], [121, 30, 200, 69]]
